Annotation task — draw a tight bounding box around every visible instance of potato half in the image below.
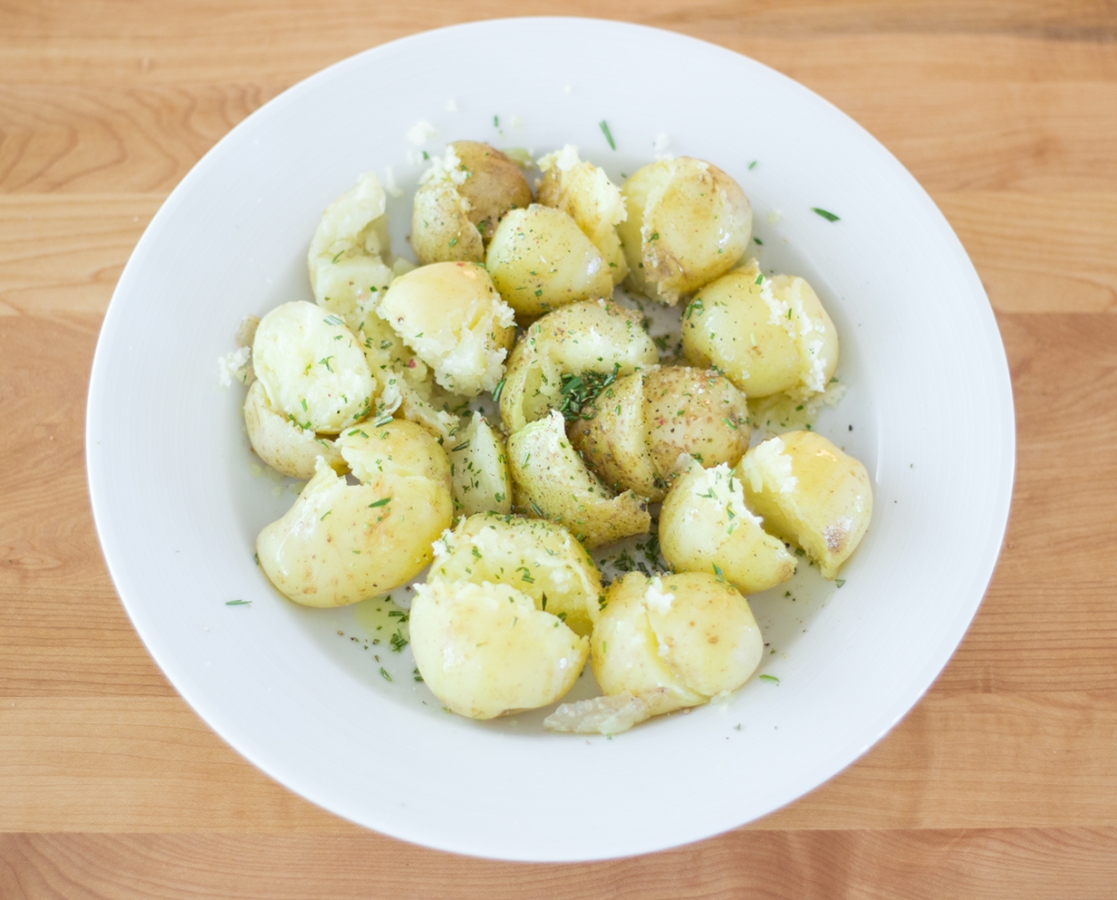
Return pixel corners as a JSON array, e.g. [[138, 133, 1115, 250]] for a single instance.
[[256, 421, 453, 607], [507, 410, 651, 549], [428, 513, 604, 637], [659, 458, 796, 594], [617, 157, 752, 305], [243, 379, 344, 480], [736, 431, 872, 578], [410, 580, 589, 719]]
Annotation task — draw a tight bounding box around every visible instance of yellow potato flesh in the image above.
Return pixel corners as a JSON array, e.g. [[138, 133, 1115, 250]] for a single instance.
[[737, 431, 872, 579], [409, 580, 588, 720]]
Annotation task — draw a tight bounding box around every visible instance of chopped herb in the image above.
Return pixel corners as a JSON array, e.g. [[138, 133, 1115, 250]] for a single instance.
[[748, 160, 757, 170], [491, 377, 506, 403], [754, 273, 764, 285], [759, 674, 780, 683], [812, 207, 840, 222], [712, 563, 724, 580], [451, 440, 471, 452], [754, 237, 763, 246], [835, 578, 846, 588], [599, 119, 616, 150], [323, 314, 344, 326], [320, 510, 332, 520], [225, 599, 251, 606], [373, 413, 394, 427], [367, 497, 392, 508], [448, 237, 458, 248], [379, 666, 392, 682], [493, 114, 500, 127]]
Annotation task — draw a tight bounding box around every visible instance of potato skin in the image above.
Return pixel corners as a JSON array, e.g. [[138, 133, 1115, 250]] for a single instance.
[[255, 422, 452, 607], [451, 141, 533, 242], [428, 513, 604, 637], [487, 205, 613, 316], [659, 459, 796, 594], [410, 580, 588, 719], [507, 411, 651, 549], [617, 157, 752, 305], [682, 260, 839, 398], [448, 415, 512, 518], [243, 379, 344, 480], [737, 431, 872, 579]]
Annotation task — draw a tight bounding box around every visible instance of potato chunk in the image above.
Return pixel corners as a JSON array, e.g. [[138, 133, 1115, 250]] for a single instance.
[[659, 458, 796, 594], [307, 173, 397, 321], [736, 431, 872, 578], [508, 411, 651, 549], [499, 299, 658, 434], [536, 145, 628, 284], [243, 379, 344, 480], [256, 422, 452, 607], [409, 580, 589, 719], [567, 571, 763, 733], [428, 513, 604, 637], [682, 259, 839, 399], [486, 205, 614, 316], [448, 415, 512, 517], [617, 157, 752, 305], [252, 301, 377, 434], [377, 261, 515, 397]]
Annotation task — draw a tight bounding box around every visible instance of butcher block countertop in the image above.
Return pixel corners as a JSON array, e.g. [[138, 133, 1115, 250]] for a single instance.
[[2, 1, 1116, 896]]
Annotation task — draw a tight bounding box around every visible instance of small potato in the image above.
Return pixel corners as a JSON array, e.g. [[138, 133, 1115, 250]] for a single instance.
[[508, 411, 651, 549], [377, 261, 515, 397], [737, 431, 872, 579], [486, 205, 613, 316], [409, 580, 589, 719], [659, 458, 796, 594], [617, 157, 752, 305], [682, 260, 839, 399], [447, 415, 512, 517], [308, 173, 397, 321], [499, 299, 658, 434], [536, 145, 628, 284], [252, 301, 377, 434], [570, 366, 749, 501], [579, 571, 763, 732], [256, 422, 453, 607], [243, 379, 345, 480], [410, 142, 532, 265], [428, 513, 604, 636]]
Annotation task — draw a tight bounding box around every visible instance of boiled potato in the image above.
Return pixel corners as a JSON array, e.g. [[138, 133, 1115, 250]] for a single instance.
[[557, 571, 762, 734], [256, 422, 453, 607], [243, 379, 344, 480], [682, 259, 839, 398], [499, 299, 658, 434], [737, 431, 872, 578], [617, 157, 752, 305], [572, 366, 750, 501], [410, 142, 532, 265], [252, 300, 377, 434], [659, 458, 796, 594], [409, 580, 588, 719], [536, 145, 628, 284], [486, 205, 613, 316], [428, 513, 604, 637], [308, 173, 397, 322], [507, 410, 651, 548], [448, 415, 512, 517], [377, 261, 515, 397]]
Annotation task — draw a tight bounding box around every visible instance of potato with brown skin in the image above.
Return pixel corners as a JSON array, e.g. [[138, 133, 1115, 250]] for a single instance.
[[737, 431, 872, 579], [255, 421, 453, 607], [570, 366, 750, 502], [617, 157, 752, 305], [507, 410, 651, 549], [410, 142, 532, 265]]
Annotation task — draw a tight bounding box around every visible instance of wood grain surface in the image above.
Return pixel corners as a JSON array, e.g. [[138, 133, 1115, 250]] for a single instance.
[[2, 1, 1115, 896]]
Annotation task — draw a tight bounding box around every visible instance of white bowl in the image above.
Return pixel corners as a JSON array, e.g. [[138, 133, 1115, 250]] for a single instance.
[[87, 17, 1015, 861]]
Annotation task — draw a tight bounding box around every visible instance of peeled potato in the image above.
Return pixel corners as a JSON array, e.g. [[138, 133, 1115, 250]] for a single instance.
[[428, 513, 604, 637], [252, 300, 377, 434], [659, 458, 796, 594], [308, 173, 397, 321], [536, 145, 628, 284], [256, 421, 452, 607], [585, 571, 763, 730], [617, 157, 752, 305], [682, 259, 839, 398], [243, 379, 344, 480], [499, 299, 658, 434], [409, 580, 589, 719], [486, 205, 614, 316], [508, 410, 651, 549], [377, 261, 515, 397], [737, 431, 872, 578]]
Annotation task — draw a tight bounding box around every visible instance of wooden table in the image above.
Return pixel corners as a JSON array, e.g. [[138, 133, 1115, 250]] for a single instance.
[[2, 2, 1115, 896]]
